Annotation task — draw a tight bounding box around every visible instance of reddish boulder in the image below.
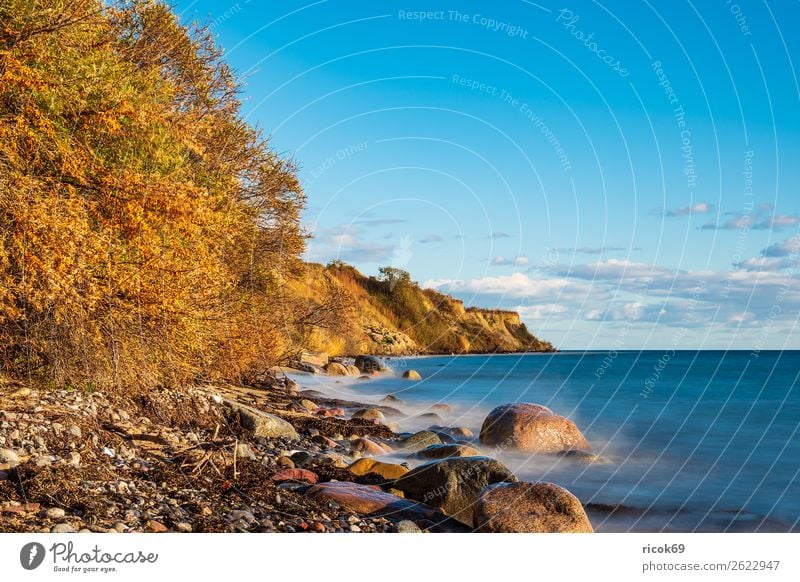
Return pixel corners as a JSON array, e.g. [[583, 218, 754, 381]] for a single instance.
[[479, 403, 590, 453], [473, 482, 593, 533]]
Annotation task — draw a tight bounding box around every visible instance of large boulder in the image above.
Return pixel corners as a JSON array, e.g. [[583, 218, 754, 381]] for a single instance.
[[346, 365, 361, 376], [414, 443, 481, 460], [479, 403, 590, 453], [325, 362, 349, 376], [304, 481, 469, 531], [473, 482, 593, 533], [402, 370, 421, 380], [393, 456, 517, 525], [224, 399, 298, 441], [354, 355, 386, 373]]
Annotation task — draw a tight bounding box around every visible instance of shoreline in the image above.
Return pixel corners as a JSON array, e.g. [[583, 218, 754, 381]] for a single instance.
[[0, 355, 595, 533]]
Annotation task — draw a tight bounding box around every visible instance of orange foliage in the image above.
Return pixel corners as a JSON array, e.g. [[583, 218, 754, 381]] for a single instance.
[[0, 0, 306, 389]]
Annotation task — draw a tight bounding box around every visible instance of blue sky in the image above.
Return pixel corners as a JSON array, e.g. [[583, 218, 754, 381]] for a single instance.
[[174, 0, 800, 349]]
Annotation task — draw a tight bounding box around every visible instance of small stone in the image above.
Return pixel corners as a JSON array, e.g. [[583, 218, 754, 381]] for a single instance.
[[69, 425, 82, 438], [79, 528, 92, 533], [51, 523, 77, 533], [175, 522, 192, 533], [349, 524, 362, 532], [46, 507, 66, 520], [113, 522, 127, 532], [102, 447, 115, 458], [146, 520, 168, 532], [235, 443, 256, 460], [310, 522, 326, 533], [276, 456, 295, 469], [396, 520, 422, 533], [0, 448, 20, 466]]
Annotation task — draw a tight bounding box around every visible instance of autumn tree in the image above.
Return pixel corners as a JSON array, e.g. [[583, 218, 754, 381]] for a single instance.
[[0, 0, 307, 389]]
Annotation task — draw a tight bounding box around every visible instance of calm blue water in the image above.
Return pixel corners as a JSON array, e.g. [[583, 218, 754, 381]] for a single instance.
[[310, 351, 800, 532]]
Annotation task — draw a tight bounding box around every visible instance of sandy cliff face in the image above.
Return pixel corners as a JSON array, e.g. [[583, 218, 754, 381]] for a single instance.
[[290, 263, 554, 356]]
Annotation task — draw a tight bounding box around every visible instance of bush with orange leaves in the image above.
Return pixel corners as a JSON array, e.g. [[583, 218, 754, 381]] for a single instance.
[[0, 0, 308, 389]]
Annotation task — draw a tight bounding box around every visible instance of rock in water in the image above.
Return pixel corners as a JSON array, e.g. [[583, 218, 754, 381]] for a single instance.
[[414, 443, 481, 460], [325, 362, 349, 376], [473, 482, 593, 533], [393, 456, 517, 525], [224, 399, 299, 440], [352, 408, 385, 423], [402, 370, 421, 380], [401, 431, 443, 451], [354, 355, 386, 373], [479, 403, 590, 453]]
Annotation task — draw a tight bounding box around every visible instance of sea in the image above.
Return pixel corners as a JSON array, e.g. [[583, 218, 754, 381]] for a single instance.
[[293, 350, 800, 532]]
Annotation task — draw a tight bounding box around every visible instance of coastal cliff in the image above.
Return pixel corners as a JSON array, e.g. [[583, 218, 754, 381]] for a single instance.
[[290, 262, 553, 356]]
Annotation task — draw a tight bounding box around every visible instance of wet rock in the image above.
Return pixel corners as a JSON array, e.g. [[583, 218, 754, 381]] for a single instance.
[[352, 408, 385, 423], [226, 400, 299, 441], [351, 437, 391, 456], [401, 431, 443, 451], [394, 456, 517, 525], [354, 355, 386, 373], [479, 403, 591, 453], [448, 426, 474, 439], [325, 362, 349, 376], [431, 403, 451, 413], [414, 443, 481, 460], [271, 468, 319, 484], [345, 365, 361, 376], [474, 482, 593, 533], [381, 394, 402, 403], [559, 450, 606, 463], [348, 458, 409, 480], [402, 370, 421, 380]]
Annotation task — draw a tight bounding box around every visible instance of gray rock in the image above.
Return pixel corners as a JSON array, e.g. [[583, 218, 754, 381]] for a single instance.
[[224, 399, 298, 441], [51, 523, 77, 533]]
